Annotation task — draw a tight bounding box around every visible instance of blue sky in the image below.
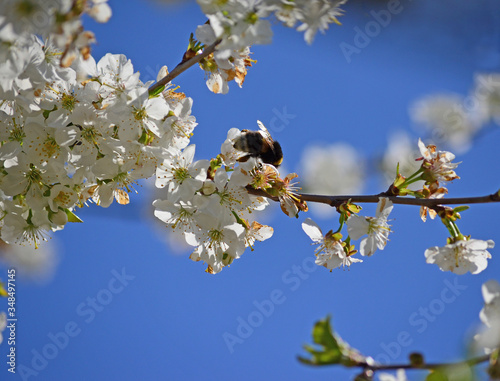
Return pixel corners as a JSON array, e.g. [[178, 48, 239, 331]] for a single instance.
[[1, 0, 500, 380]]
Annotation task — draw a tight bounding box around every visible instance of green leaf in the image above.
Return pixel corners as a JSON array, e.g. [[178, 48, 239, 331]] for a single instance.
[[426, 364, 474, 381], [65, 209, 83, 223], [312, 315, 339, 349], [453, 205, 470, 213], [298, 315, 365, 367], [426, 370, 448, 381]]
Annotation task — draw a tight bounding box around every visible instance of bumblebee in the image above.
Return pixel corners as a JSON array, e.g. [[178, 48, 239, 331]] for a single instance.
[[233, 121, 283, 167]]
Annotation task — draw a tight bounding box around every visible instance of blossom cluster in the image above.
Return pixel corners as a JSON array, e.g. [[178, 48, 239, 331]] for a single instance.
[[197, 45, 255, 94], [302, 197, 392, 271], [153, 124, 307, 273], [0, 1, 316, 273], [196, 0, 347, 48], [0, 0, 111, 70], [194, 0, 347, 93], [0, 25, 197, 247], [302, 138, 495, 275], [409, 140, 495, 275], [414, 138, 460, 221]]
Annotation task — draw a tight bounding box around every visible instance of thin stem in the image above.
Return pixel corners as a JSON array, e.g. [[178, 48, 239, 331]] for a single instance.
[[402, 168, 424, 185], [450, 219, 462, 238], [335, 218, 344, 234], [148, 39, 221, 95], [402, 176, 423, 188], [442, 218, 458, 238]]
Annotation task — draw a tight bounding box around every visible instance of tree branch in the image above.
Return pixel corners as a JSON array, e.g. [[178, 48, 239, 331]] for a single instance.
[[298, 192, 500, 208], [148, 39, 221, 95], [247, 188, 500, 209], [360, 353, 490, 372]]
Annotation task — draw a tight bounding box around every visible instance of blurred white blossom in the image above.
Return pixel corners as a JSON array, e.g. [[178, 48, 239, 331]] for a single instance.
[[0, 0, 111, 68], [410, 72, 500, 154], [378, 369, 408, 381], [0, 312, 6, 345], [0, 239, 59, 281], [410, 94, 480, 154], [380, 130, 421, 186], [474, 279, 500, 353], [299, 143, 365, 218], [472, 73, 500, 125]]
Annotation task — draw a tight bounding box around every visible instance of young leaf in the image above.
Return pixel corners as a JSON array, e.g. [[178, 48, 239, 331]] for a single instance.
[[426, 364, 474, 381], [298, 315, 366, 367], [65, 209, 84, 223], [426, 370, 448, 381]]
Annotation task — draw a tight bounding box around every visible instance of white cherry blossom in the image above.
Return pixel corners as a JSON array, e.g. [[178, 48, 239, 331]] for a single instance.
[[417, 139, 460, 184], [302, 218, 362, 270], [347, 198, 393, 257], [296, 0, 347, 44], [155, 145, 209, 203], [189, 220, 246, 274], [153, 199, 202, 246], [425, 238, 494, 275]]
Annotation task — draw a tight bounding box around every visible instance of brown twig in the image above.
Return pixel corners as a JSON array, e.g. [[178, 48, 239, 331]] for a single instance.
[[360, 353, 490, 372], [298, 192, 500, 208], [148, 39, 221, 95], [247, 187, 500, 209]]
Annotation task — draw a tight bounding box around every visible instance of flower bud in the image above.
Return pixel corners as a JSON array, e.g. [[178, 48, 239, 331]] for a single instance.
[[409, 352, 424, 367]]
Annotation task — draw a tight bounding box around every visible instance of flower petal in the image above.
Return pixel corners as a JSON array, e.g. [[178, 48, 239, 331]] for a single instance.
[[301, 218, 323, 243]]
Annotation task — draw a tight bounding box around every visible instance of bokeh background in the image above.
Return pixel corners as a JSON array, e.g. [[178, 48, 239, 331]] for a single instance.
[[1, 0, 500, 380]]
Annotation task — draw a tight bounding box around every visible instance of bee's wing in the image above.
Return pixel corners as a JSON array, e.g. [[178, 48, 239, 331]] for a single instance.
[[256, 120, 275, 146]]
